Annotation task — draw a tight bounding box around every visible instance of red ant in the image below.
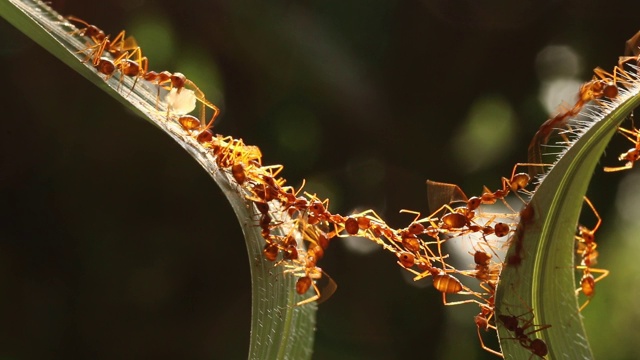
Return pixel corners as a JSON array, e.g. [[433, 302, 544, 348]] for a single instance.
[[575, 266, 609, 312], [66, 15, 106, 43], [479, 163, 550, 210], [282, 223, 337, 306], [68, 17, 221, 130], [575, 197, 600, 267], [67, 16, 140, 60], [572, 197, 609, 311], [341, 209, 402, 253], [528, 67, 621, 171], [404, 256, 485, 307], [505, 202, 535, 267], [470, 248, 502, 285], [603, 124, 640, 172], [285, 263, 337, 306], [474, 292, 502, 357], [498, 305, 551, 359]]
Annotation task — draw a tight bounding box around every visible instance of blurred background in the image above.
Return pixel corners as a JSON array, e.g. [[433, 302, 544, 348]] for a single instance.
[[1, 0, 640, 359]]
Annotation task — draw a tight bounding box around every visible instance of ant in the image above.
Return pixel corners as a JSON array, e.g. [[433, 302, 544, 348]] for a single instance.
[[283, 225, 337, 306], [471, 248, 502, 285], [603, 123, 640, 172], [505, 202, 535, 267], [287, 264, 337, 306], [341, 209, 402, 253], [575, 196, 600, 267], [422, 184, 478, 234], [84, 29, 140, 63], [144, 71, 221, 131], [474, 291, 502, 357], [528, 67, 621, 172], [69, 20, 221, 129], [575, 266, 609, 312], [67, 16, 139, 60], [149, 73, 221, 136], [498, 305, 551, 359], [397, 209, 455, 265], [479, 163, 550, 209], [66, 15, 106, 43], [407, 259, 486, 307]]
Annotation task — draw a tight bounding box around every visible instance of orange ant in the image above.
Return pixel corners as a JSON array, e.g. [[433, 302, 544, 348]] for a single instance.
[[70, 19, 143, 80], [160, 75, 221, 136], [283, 224, 337, 306], [302, 194, 335, 226], [479, 163, 550, 210], [575, 266, 609, 312], [66, 15, 106, 43], [504, 201, 535, 267], [575, 197, 600, 267], [386, 213, 468, 306], [474, 290, 502, 357], [113, 46, 149, 93], [69, 21, 221, 130], [424, 182, 506, 241], [471, 248, 502, 285], [603, 124, 640, 172], [286, 264, 337, 306], [414, 265, 485, 307], [67, 16, 140, 60], [341, 209, 401, 252], [399, 252, 485, 307], [427, 163, 542, 222], [396, 209, 454, 265], [528, 67, 621, 171], [91, 30, 140, 62], [143, 71, 220, 128], [572, 197, 609, 311]]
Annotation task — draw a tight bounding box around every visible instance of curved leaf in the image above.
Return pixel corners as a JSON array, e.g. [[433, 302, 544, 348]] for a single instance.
[[496, 85, 640, 358], [0, 1, 316, 359]]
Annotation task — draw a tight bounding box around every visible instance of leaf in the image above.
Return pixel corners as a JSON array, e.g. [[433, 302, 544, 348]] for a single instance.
[[0, 1, 317, 359], [495, 84, 640, 358]]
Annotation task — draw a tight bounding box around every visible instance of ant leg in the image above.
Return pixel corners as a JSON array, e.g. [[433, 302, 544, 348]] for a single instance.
[[476, 325, 503, 357]]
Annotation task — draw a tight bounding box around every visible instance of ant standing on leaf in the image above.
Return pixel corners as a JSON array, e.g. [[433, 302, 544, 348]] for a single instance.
[[574, 197, 610, 311], [67, 16, 221, 133], [498, 300, 551, 359]]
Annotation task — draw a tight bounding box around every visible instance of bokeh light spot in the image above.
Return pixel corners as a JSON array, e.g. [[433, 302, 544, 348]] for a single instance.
[[452, 95, 516, 172]]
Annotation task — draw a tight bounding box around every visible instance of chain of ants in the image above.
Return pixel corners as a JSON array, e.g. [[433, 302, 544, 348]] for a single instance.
[[65, 16, 640, 359]]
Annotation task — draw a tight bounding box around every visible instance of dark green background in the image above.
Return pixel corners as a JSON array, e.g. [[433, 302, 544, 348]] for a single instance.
[[1, 0, 639, 359]]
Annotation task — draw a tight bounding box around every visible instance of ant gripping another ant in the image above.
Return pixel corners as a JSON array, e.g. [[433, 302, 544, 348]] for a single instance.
[[282, 223, 338, 306], [427, 162, 547, 217], [498, 300, 551, 359], [528, 66, 621, 175]]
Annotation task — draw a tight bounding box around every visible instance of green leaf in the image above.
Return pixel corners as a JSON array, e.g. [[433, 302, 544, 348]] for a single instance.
[[0, 1, 317, 359], [496, 86, 640, 358]]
